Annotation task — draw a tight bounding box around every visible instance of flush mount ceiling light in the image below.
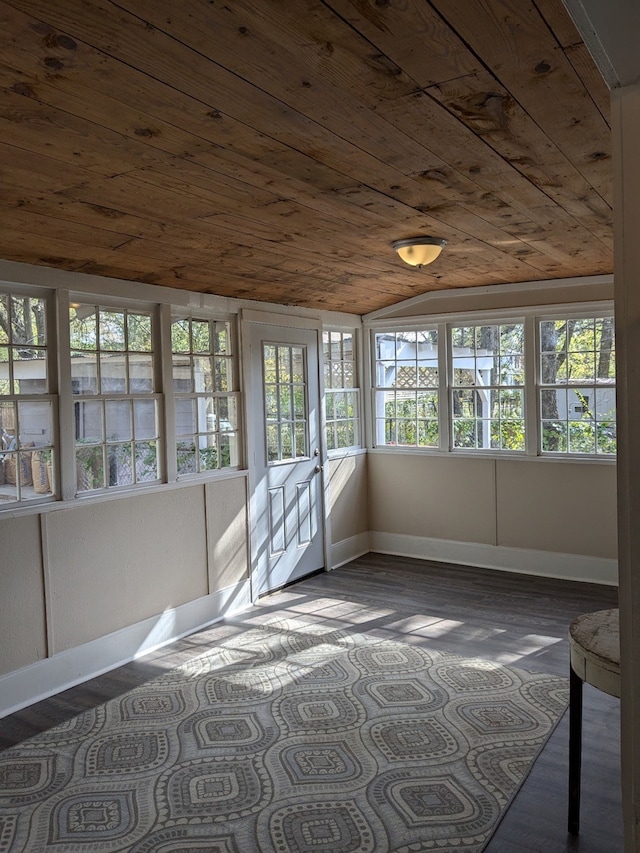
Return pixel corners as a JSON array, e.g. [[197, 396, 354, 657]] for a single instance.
[[391, 237, 447, 268]]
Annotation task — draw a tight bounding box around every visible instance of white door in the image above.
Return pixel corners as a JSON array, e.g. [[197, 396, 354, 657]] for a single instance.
[[248, 322, 325, 596]]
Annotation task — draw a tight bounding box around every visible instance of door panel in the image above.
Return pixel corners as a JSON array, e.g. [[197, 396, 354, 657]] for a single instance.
[[249, 323, 324, 595]]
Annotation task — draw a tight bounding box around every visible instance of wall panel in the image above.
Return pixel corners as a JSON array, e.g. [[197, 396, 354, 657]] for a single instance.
[[368, 453, 497, 544], [496, 459, 617, 559], [328, 453, 369, 543], [205, 475, 249, 591], [46, 488, 209, 651], [0, 514, 47, 675]]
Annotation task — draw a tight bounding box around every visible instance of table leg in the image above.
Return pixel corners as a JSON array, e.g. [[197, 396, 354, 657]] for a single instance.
[[568, 665, 583, 835]]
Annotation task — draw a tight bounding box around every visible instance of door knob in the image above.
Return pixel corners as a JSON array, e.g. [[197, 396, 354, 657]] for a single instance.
[[315, 465, 323, 473]]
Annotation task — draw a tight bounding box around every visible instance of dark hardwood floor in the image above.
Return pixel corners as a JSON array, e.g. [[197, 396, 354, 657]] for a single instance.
[[0, 553, 621, 852]]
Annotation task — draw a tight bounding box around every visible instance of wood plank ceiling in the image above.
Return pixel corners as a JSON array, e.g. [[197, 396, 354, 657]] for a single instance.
[[0, 0, 611, 314]]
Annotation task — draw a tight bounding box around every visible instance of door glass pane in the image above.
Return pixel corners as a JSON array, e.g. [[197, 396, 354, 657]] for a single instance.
[[263, 343, 308, 462]]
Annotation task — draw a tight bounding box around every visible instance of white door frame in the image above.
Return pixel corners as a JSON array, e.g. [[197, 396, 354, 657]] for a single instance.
[[240, 309, 330, 602]]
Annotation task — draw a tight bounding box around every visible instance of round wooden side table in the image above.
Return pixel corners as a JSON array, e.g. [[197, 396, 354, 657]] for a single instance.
[[568, 607, 620, 835]]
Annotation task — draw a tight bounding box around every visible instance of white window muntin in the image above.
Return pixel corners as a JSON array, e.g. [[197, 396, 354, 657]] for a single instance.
[[373, 328, 440, 449], [0, 289, 57, 506], [323, 328, 361, 453], [70, 303, 161, 494], [171, 315, 240, 476], [448, 320, 526, 453], [536, 310, 616, 457], [367, 302, 615, 460]]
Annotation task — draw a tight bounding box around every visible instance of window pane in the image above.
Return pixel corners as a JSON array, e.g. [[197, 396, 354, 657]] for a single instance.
[[278, 347, 291, 382], [0, 347, 9, 395], [99, 311, 126, 351], [214, 357, 230, 392], [541, 421, 567, 452], [453, 419, 477, 448], [128, 314, 152, 352], [220, 433, 238, 468], [568, 352, 596, 382], [171, 319, 190, 353], [417, 420, 438, 447], [266, 424, 279, 462], [264, 346, 276, 383], [100, 353, 127, 394], [193, 356, 213, 392], [213, 322, 229, 355], [175, 398, 197, 436], [11, 296, 46, 346], [280, 423, 293, 459], [105, 399, 132, 441], [192, 320, 210, 353], [569, 422, 595, 454], [597, 422, 617, 454], [71, 352, 98, 395], [135, 441, 158, 481], [76, 445, 105, 492], [129, 355, 154, 393], [18, 400, 53, 447], [70, 306, 97, 350], [173, 355, 192, 392], [133, 399, 157, 440], [14, 348, 47, 394], [195, 397, 213, 434], [219, 396, 237, 430], [0, 401, 16, 451], [292, 347, 304, 383], [75, 400, 103, 444], [294, 422, 306, 458], [107, 442, 134, 486], [177, 440, 197, 474], [199, 439, 218, 471]]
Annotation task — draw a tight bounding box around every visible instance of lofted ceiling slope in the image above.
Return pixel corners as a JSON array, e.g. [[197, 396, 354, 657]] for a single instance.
[[0, 0, 612, 314]]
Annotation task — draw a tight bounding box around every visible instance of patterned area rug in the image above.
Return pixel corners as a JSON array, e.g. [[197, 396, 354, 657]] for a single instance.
[[0, 619, 568, 852]]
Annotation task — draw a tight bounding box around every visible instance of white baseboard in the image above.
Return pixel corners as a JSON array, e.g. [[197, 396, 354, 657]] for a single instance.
[[0, 579, 252, 719], [330, 532, 371, 569], [369, 532, 618, 586]]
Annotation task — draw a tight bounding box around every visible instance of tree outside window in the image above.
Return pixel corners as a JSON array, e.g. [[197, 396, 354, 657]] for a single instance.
[[539, 317, 616, 455]]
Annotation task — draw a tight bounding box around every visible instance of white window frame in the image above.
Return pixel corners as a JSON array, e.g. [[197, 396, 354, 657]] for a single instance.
[[448, 318, 526, 454], [322, 326, 362, 455], [371, 325, 441, 450], [168, 309, 242, 479], [68, 296, 162, 496], [0, 284, 58, 508], [366, 301, 615, 461], [535, 308, 616, 458]]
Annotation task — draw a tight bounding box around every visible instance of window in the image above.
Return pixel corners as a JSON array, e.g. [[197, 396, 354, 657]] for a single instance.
[[264, 343, 307, 462], [0, 292, 54, 503], [539, 316, 616, 455], [70, 304, 160, 492], [450, 322, 525, 451], [171, 317, 239, 474], [374, 329, 439, 447], [323, 330, 360, 451]]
